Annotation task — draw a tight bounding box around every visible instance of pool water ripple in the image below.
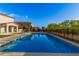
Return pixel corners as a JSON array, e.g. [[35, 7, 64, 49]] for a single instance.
[[1, 32, 79, 53]]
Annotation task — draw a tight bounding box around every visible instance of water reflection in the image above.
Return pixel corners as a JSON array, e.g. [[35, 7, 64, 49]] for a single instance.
[[1, 32, 79, 52]]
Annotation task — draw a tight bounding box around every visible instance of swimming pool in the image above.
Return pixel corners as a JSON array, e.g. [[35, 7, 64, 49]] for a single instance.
[[1, 32, 79, 53]]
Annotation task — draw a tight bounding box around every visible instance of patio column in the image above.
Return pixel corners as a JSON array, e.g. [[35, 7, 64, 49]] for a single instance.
[[6, 25, 9, 33], [16, 26, 18, 32], [11, 27, 14, 32]]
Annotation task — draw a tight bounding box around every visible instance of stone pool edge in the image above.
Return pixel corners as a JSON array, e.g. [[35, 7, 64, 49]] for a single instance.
[[0, 32, 32, 55], [46, 32, 79, 48]]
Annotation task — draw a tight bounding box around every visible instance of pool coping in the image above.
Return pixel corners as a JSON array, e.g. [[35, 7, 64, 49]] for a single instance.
[[0, 32, 32, 56], [0, 52, 79, 56], [46, 32, 79, 48], [0, 32, 31, 46]]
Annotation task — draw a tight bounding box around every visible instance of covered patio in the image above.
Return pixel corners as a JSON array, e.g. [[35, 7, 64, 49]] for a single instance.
[[0, 23, 19, 34]]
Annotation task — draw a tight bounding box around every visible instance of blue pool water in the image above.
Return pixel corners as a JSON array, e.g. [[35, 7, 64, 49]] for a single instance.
[[1, 32, 79, 53]]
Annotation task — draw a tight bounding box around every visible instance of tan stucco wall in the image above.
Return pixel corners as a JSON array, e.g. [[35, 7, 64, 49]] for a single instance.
[[0, 14, 19, 33], [0, 14, 14, 23], [0, 27, 5, 33]]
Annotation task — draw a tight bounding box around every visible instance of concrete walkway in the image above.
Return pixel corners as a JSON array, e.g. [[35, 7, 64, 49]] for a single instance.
[[0, 52, 26, 56], [0, 32, 31, 56], [0, 32, 31, 46]]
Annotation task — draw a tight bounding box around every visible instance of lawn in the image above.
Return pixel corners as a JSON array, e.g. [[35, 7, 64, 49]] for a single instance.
[[0, 35, 10, 38], [13, 32, 24, 34], [0, 32, 24, 38]]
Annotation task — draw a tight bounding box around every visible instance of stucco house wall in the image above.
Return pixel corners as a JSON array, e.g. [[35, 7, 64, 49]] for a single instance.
[[0, 13, 19, 34], [0, 14, 14, 23]]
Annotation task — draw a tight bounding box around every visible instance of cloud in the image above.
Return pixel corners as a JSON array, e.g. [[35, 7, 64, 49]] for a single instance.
[[0, 11, 20, 17], [9, 14, 28, 19], [25, 16, 28, 19], [0, 10, 29, 22], [9, 13, 20, 17], [9, 14, 29, 22]]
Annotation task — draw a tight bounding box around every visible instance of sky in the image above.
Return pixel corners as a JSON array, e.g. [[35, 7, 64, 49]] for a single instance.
[[0, 3, 79, 27]]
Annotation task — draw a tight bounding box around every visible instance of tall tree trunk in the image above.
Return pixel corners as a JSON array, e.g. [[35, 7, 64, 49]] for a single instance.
[[72, 34, 74, 40]]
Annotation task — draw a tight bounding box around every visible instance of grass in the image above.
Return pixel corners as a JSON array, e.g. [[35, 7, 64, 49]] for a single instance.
[[13, 32, 24, 34], [0, 35, 11, 38], [0, 32, 25, 38]]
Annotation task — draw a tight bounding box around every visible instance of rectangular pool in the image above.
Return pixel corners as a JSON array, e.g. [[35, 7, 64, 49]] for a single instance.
[[1, 32, 79, 53]]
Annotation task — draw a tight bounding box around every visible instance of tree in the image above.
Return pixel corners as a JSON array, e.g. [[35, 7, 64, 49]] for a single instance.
[[47, 20, 79, 40]]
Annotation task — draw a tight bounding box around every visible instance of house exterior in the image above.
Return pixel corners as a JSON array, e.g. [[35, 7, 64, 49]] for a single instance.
[[15, 22, 32, 32], [0, 13, 18, 34]]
